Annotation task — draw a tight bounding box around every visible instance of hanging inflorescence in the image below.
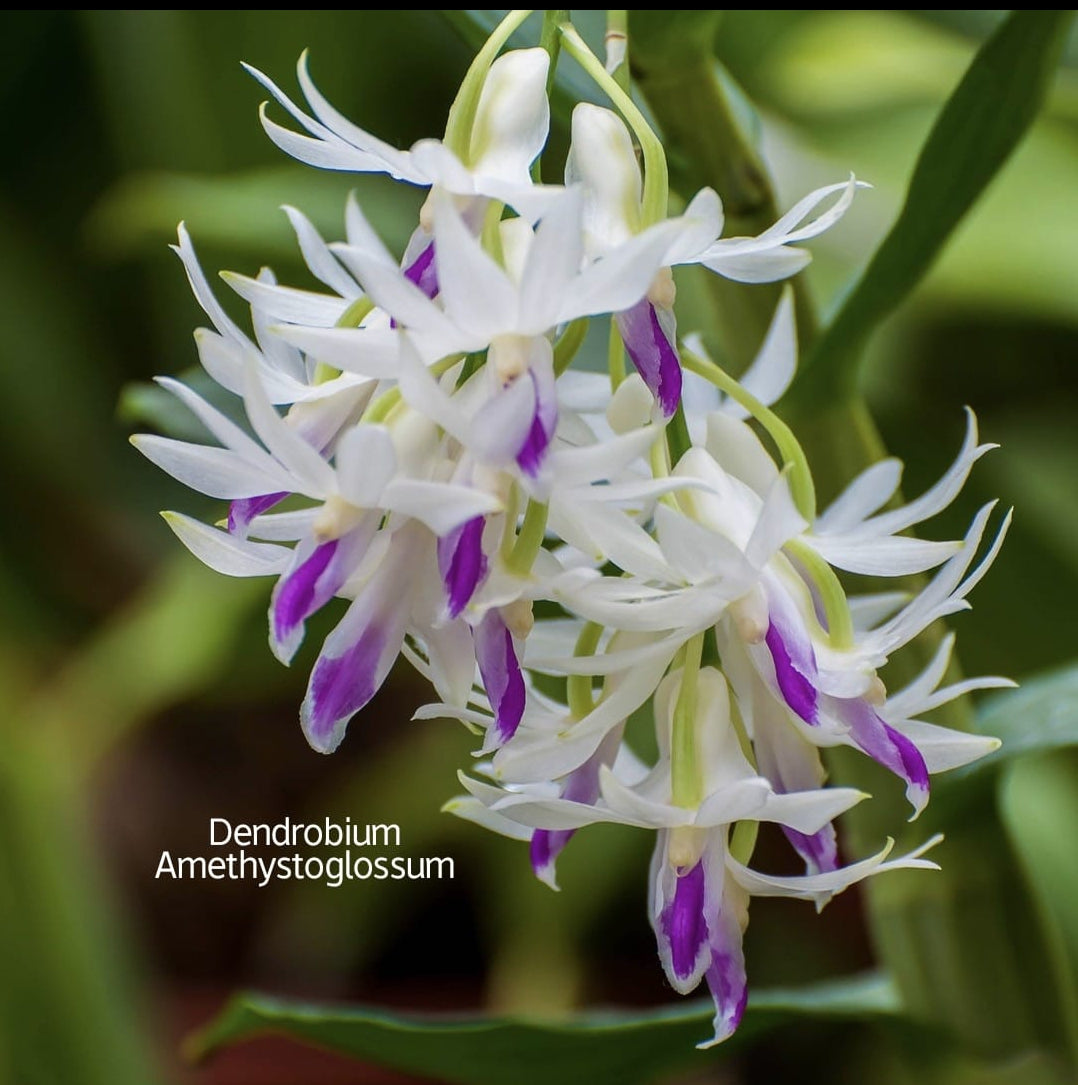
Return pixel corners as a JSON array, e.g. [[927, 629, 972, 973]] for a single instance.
[[133, 12, 1010, 1047]]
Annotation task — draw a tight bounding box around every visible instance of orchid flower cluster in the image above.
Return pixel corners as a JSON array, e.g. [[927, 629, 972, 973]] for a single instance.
[[133, 13, 1010, 1049]]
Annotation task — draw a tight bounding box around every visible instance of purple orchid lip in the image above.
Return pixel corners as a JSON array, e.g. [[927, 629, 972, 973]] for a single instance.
[[529, 735, 615, 884], [764, 616, 819, 726], [661, 861, 708, 983], [616, 297, 682, 418], [229, 491, 289, 536], [840, 697, 930, 813], [530, 828, 572, 879], [273, 538, 339, 649], [403, 240, 439, 299], [474, 610, 526, 747], [438, 516, 488, 619], [705, 945, 748, 1043], [304, 621, 387, 752], [782, 824, 839, 876], [515, 370, 558, 477]]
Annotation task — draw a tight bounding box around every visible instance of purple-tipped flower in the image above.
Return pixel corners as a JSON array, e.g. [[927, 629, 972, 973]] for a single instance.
[[616, 294, 682, 418], [473, 607, 526, 749], [438, 515, 489, 619]]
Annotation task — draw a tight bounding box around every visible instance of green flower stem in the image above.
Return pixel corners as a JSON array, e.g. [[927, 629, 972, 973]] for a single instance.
[[558, 22, 668, 225], [605, 10, 630, 93], [553, 318, 588, 376], [608, 319, 626, 392], [630, 12, 817, 370], [444, 9, 534, 161], [680, 342, 816, 521], [498, 484, 521, 565], [567, 622, 604, 720], [311, 295, 376, 384], [784, 538, 854, 651], [362, 354, 462, 425], [506, 498, 548, 576], [666, 403, 693, 470], [671, 632, 705, 809], [729, 820, 758, 867]]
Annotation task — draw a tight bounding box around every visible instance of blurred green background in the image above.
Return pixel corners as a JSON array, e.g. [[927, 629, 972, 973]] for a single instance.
[[1, 10, 1076, 1085]]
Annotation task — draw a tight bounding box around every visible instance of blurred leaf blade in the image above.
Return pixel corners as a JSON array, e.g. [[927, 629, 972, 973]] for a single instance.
[[86, 167, 423, 261], [189, 972, 900, 1085], [966, 666, 1078, 776], [999, 750, 1078, 1064], [790, 10, 1075, 406]]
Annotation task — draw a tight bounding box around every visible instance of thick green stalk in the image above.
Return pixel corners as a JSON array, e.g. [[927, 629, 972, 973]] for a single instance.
[[629, 11, 817, 371], [671, 634, 704, 808]]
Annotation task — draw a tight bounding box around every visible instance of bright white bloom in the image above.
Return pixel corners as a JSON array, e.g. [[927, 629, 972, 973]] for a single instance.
[[451, 667, 939, 1048], [566, 102, 862, 418], [134, 14, 1009, 1052], [246, 48, 560, 222]]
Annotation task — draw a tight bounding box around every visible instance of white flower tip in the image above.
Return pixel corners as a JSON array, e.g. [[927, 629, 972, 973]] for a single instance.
[[534, 864, 562, 892]]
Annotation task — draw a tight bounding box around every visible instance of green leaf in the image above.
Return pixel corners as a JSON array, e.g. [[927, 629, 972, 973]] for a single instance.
[[85, 167, 422, 261], [930, 665, 1078, 821], [119, 368, 252, 442], [789, 10, 1075, 407], [965, 665, 1078, 776], [189, 972, 900, 1085], [999, 750, 1078, 1065]]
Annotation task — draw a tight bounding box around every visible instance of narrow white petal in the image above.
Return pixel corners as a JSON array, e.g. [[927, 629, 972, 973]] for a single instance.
[[153, 376, 279, 470], [700, 245, 811, 284], [432, 190, 517, 338], [885, 633, 956, 719], [703, 411, 779, 496], [737, 288, 797, 409], [335, 424, 396, 506], [162, 511, 290, 576], [333, 243, 460, 340], [518, 187, 585, 332], [561, 221, 682, 320], [816, 458, 904, 535], [809, 535, 962, 577], [246, 508, 320, 541], [174, 224, 253, 348], [282, 204, 361, 297], [893, 720, 1002, 774], [745, 473, 807, 568], [663, 187, 723, 265], [384, 478, 501, 534], [242, 363, 336, 494], [272, 326, 404, 379], [421, 621, 478, 708], [195, 329, 312, 405], [294, 53, 417, 178], [849, 591, 909, 630], [756, 177, 863, 244], [727, 835, 941, 901], [746, 786, 867, 835], [862, 409, 993, 537], [443, 795, 534, 841], [222, 272, 349, 327], [132, 435, 289, 498]]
